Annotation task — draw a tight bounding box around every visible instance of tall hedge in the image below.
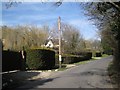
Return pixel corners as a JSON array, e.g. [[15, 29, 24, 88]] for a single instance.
[[26, 49, 55, 70], [2, 50, 22, 72]]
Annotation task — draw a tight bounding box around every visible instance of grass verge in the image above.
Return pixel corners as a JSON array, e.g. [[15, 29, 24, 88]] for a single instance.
[[108, 61, 120, 89], [102, 54, 109, 57]]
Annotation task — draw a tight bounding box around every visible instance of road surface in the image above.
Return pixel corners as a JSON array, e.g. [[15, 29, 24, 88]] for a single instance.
[[17, 56, 113, 89]]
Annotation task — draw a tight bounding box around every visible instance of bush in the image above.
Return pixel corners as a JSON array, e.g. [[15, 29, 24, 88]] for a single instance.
[[2, 50, 22, 72], [55, 54, 87, 64], [103, 50, 113, 55], [55, 52, 92, 65], [96, 52, 102, 57], [62, 55, 84, 64], [72, 52, 92, 60], [81, 52, 92, 60], [26, 49, 55, 70]]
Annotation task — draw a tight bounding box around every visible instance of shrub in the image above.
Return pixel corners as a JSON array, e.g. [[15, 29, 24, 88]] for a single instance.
[[55, 54, 85, 64], [71, 52, 92, 60], [103, 50, 113, 55], [84, 52, 92, 60], [2, 50, 22, 72], [96, 52, 102, 57], [62, 55, 83, 64], [26, 49, 55, 70], [55, 52, 92, 65]]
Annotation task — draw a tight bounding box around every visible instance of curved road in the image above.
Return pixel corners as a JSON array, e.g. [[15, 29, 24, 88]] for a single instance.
[[18, 56, 113, 89]]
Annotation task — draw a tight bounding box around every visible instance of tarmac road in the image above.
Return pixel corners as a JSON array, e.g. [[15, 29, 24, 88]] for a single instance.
[[17, 56, 113, 89]]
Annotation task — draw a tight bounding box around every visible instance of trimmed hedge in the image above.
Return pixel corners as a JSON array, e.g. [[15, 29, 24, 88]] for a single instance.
[[62, 55, 84, 64], [55, 52, 92, 64], [96, 52, 102, 57], [2, 50, 22, 72], [26, 49, 55, 70], [80, 52, 92, 60], [103, 50, 113, 55]]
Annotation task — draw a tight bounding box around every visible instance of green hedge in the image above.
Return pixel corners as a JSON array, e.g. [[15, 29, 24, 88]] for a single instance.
[[96, 52, 102, 57], [103, 50, 113, 55], [26, 49, 55, 70], [82, 52, 92, 60], [2, 50, 22, 72], [55, 52, 92, 65], [62, 55, 84, 64]]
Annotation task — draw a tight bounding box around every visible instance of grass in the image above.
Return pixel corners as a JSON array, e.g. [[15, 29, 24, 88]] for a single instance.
[[43, 64, 67, 71], [58, 67, 67, 71], [73, 60, 91, 65], [102, 54, 109, 57], [92, 54, 109, 60]]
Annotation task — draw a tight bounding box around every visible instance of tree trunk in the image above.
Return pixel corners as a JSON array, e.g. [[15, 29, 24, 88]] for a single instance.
[[113, 39, 120, 71]]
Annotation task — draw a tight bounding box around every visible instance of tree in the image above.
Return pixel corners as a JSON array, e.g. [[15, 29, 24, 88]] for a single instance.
[[2, 25, 49, 50], [61, 23, 84, 54], [100, 27, 116, 54], [82, 2, 120, 85], [83, 3, 119, 46]]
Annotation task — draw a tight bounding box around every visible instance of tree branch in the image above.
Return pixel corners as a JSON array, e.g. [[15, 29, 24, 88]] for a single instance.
[[107, 2, 120, 12]]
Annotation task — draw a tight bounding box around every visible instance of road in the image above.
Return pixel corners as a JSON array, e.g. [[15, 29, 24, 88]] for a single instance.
[[17, 56, 113, 89]]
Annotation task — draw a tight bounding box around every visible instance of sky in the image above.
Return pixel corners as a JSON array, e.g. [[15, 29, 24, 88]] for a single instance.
[[2, 2, 99, 40]]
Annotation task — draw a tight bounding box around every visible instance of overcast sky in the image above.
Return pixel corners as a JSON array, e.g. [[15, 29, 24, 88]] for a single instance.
[[2, 2, 99, 40]]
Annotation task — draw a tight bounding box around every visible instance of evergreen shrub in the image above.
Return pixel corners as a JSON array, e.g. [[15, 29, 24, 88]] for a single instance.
[[26, 49, 55, 70], [2, 50, 21, 72]]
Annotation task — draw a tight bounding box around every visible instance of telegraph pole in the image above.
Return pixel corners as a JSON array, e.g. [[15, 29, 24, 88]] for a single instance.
[[58, 16, 62, 68]]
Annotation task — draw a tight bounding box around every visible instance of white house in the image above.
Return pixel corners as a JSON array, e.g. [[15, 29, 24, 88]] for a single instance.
[[45, 39, 54, 48]]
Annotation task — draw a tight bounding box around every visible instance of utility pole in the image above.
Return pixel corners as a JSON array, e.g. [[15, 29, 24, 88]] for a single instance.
[[58, 16, 62, 68]]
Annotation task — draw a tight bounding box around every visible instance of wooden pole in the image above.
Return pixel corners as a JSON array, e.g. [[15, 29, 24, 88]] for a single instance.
[[58, 16, 62, 68]]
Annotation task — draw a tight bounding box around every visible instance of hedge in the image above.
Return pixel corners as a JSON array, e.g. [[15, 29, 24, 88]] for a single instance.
[[2, 50, 22, 72], [26, 49, 55, 70], [103, 50, 113, 55], [96, 52, 102, 57], [62, 55, 84, 64], [55, 52, 92, 64], [83, 52, 92, 60]]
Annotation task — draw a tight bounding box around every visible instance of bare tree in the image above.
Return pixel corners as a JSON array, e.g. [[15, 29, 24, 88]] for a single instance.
[[61, 23, 84, 54], [2, 25, 49, 50]]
